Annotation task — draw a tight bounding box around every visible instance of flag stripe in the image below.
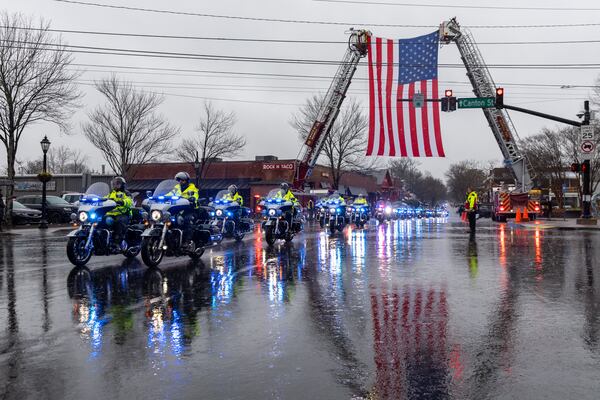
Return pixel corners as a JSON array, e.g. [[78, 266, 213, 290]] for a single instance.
[[408, 83, 419, 157], [431, 79, 445, 156], [396, 84, 407, 156], [420, 80, 433, 157], [376, 38, 386, 156], [385, 39, 396, 157]]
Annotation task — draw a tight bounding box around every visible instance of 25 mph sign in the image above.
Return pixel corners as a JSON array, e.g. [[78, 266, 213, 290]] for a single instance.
[[579, 125, 596, 160]]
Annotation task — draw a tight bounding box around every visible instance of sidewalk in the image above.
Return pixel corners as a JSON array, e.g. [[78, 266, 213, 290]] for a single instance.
[[0, 224, 73, 237], [509, 218, 600, 231]]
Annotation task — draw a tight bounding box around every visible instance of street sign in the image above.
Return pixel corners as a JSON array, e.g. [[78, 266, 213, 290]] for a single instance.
[[458, 97, 495, 109], [581, 140, 595, 153], [579, 125, 596, 160], [413, 93, 424, 108]]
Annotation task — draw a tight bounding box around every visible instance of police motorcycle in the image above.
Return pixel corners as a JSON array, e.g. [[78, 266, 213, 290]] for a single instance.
[[67, 182, 144, 266], [393, 202, 409, 220], [209, 190, 254, 242], [347, 201, 370, 229], [260, 189, 304, 246], [315, 196, 331, 229], [140, 179, 222, 267], [374, 201, 393, 223], [324, 195, 347, 234]]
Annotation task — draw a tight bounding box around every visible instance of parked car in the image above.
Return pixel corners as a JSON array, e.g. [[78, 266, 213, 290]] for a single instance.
[[62, 192, 84, 205], [11, 201, 42, 225], [478, 202, 493, 219], [16, 195, 78, 223]]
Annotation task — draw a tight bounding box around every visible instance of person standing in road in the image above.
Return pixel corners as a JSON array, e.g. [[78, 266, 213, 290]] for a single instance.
[[465, 186, 478, 235]]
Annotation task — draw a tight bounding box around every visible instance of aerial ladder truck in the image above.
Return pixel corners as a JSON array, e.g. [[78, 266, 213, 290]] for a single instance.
[[439, 18, 541, 221], [292, 29, 370, 190]]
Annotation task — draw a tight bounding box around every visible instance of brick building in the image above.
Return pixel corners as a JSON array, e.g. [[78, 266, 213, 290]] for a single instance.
[[128, 157, 387, 209]]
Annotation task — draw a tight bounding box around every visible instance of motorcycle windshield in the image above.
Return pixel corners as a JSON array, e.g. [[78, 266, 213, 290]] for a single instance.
[[153, 179, 179, 197], [266, 189, 285, 199], [215, 190, 231, 201], [84, 182, 110, 198]]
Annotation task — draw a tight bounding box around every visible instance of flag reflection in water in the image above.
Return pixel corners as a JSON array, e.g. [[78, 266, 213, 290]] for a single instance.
[[370, 284, 457, 399]]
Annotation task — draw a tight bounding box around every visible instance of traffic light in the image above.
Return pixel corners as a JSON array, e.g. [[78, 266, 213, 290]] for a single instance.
[[441, 97, 448, 112], [449, 96, 457, 111], [571, 162, 581, 172], [495, 87, 504, 108], [441, 89, 455, 112], [582, 160, 590, 173]]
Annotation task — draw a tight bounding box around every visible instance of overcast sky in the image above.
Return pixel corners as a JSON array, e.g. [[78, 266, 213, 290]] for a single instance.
[[2, 0, 599, 180]]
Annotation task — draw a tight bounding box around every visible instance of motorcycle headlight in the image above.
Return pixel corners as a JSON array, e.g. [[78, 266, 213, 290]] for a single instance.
[[78, 211, 88, 222], [385, 206, 392, 214], [151, 210, 162, 221], [268, 209, 276, 217], [329, 208, 336, 213], [216, 209, 223, 217]]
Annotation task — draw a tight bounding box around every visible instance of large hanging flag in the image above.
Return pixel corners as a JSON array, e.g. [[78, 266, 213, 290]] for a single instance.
[[367, 31, 445, 157]]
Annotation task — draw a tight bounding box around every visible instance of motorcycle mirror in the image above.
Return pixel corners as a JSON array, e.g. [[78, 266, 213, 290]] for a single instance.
[[146, 190, 153, 198]]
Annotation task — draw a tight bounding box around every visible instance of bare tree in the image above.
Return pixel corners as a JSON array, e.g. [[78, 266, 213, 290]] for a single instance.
[[0, 12, 81, 226], [445, 160, 487, 203], [389, 158, 423, 195], [83, 76, 179, 178], [23, 145, 89, 174], [291, 95, 374, 189], [177, 101, 245, 179]]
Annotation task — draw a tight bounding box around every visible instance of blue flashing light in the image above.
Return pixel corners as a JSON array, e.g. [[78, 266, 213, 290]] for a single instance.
[[158, 196, 165, 200], [90, 213, 97, 220], [210, 211, 215, 216], [171, 196, 180, 200], [336, 208, 341, 213], [226, 211, 233, 217], [93, 198, 99, 202]]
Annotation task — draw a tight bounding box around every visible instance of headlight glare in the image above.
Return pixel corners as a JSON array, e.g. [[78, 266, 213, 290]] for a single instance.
[[78, 211, 88, 222], [151, 210, 162, 221], [268, 209, 276, 217]]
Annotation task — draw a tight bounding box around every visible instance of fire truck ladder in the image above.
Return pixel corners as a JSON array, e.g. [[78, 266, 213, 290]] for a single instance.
[[293, 29, 370, 190], [440, 18, 533, 192]]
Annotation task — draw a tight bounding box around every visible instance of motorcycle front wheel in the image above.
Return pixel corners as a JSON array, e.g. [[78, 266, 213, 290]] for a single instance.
[[67, 237, 93, 266], [141, 236, 164, 267], [329, 220, 336, 234], [265, 227, 276, 246]]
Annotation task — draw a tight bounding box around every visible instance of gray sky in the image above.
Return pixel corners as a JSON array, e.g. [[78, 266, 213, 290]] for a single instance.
[[2, 0, 599, 179]]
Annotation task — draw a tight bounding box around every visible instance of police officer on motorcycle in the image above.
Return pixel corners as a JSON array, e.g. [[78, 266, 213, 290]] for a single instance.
[[224, 184, 244, 206], [354, 193, 368, 206], [170, 172, 199, 205], [106, 177, 133, 251]]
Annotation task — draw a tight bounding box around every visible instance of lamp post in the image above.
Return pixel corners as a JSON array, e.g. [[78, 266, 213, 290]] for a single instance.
[[39, 135, 51, 229], [194, 151, 200, 188]]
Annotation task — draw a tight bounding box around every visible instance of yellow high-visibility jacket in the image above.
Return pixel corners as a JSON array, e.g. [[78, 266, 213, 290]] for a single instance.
[[224, 192, 244, 206], [106, 190, 133, 216]]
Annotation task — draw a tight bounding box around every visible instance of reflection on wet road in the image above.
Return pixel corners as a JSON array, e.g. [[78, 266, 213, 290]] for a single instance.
[[2, 218, 600, 399]]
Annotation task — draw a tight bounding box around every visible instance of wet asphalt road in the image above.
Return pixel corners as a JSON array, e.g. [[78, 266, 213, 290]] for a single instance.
[[1, 217, 600, 400]]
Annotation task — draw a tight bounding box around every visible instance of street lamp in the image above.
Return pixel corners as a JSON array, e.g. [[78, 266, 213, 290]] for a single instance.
[[194, 151, 200, 188], [39, 135, 51, 229]]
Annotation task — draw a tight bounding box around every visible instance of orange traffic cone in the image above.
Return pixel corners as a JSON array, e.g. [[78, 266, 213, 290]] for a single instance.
[[522, 208, 530, 222], [515, 208, 522, 223], [461, 211, 467, 222]]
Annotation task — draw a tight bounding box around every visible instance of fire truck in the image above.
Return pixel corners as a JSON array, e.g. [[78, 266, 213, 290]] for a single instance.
[[439, 18, 541, 222]]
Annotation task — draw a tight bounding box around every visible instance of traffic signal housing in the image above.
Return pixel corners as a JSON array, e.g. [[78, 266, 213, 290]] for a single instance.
[[495, 87, 504, 108], [441, 89, 456, 112], [571, 162, 581, 172]]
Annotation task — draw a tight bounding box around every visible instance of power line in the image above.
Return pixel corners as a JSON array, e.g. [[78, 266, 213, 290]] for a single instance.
[[53, 0, 600, 29], [4, 25, 600, 46], [67, 62, 600, 89], [16, 41, 600, 69], [314, 0, 600, 11]]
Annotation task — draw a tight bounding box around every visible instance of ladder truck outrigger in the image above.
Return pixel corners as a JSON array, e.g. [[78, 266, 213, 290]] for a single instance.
[[439, 18, 541, 222], [292, 29, 370, 191]]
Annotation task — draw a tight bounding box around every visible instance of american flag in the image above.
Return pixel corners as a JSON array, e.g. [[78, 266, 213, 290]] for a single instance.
[[366, 31, 445, 157]]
